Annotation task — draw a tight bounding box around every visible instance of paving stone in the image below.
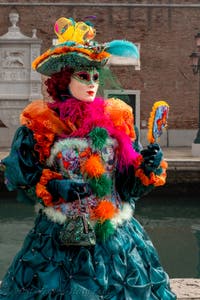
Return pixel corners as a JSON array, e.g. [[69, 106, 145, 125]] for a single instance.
[[170, 278, 200, 299]]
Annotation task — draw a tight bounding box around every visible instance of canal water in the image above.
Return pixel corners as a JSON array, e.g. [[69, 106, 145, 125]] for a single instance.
[[0, 192, 200, 280]]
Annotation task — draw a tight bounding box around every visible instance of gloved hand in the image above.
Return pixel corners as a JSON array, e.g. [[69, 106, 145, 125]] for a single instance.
[[47, 179, 91, 203], [140, 143, 163, 172]]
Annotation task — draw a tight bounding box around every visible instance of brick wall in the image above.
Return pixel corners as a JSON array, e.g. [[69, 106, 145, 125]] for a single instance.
[[0, 1, 200, 130]]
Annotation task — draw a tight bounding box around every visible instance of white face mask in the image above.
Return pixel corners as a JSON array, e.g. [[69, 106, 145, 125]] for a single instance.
[[69, 68, 99, 102]]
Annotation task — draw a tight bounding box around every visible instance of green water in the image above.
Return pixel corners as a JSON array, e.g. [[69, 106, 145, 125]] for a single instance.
[[0, 194, 200, 279]]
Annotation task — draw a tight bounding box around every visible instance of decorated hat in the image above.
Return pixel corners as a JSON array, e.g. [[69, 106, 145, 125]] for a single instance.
[[32, 17, 139, 77]]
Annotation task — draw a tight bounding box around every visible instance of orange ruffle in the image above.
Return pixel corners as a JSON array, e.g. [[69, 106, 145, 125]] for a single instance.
[[36, 169, 63, 206], [20, 100, 70, 162], [135, 160, 168, 187], [105, 98, 136, 141], [160, 160, 168, 169]]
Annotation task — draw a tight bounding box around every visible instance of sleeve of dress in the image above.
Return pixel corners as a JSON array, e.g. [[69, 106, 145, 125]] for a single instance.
[[2, 125, 43, 203], [105, 97, 167, 204], [115, 142, 168, 204], [2, 126, 90, 206]]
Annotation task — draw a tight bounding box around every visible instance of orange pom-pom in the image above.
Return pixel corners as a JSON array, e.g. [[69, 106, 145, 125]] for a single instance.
[[81, 154, 105, 178], [91, 200, 118, 222]]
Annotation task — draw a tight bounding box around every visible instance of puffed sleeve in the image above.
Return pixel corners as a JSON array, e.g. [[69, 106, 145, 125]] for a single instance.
[[2, 125, 43, 193]]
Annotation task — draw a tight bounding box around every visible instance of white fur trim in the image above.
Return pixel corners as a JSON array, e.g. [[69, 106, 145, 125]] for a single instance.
[[40, 203, 132, 228], [111, 203, 133, 227], [43, 207, 67, 224], [47, 137, 117, 167]]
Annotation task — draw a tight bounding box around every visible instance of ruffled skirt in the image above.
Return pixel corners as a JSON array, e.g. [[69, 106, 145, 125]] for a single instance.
[[0, 210, 176, 299]]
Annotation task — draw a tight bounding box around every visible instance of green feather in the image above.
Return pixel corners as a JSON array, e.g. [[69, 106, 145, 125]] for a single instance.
[[95, 220, 115, 242], [89, 127, 108, 150], [89, 174, 112, 197]]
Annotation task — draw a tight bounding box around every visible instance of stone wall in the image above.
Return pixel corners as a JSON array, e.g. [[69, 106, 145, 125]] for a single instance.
[[0, 1, 199, 134]]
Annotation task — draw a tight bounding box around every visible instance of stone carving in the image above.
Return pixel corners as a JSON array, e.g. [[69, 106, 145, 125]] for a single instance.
[[3, 50, 24, 68], [32, 29, 37, 39], [0, 70, 28, 81], [9, 12, 19, 28]]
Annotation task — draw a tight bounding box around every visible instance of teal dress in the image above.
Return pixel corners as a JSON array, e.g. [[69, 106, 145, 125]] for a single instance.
[[0, 125, 176, 300]]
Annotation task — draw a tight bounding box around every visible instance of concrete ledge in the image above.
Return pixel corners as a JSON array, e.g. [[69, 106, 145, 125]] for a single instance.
[[167, 160, 200, 171], [170, 278, 200, 299], [192, 143, 200, 157]]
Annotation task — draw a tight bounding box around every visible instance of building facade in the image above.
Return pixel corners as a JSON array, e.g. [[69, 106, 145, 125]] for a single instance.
[[0, 1, 199, 147]]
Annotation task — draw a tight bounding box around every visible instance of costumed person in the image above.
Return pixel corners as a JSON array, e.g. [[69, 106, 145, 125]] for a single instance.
[[0, 17, 176, 300]]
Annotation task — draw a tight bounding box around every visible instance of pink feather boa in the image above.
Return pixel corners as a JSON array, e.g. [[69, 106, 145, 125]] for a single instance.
[[48, 97, 140, 169]]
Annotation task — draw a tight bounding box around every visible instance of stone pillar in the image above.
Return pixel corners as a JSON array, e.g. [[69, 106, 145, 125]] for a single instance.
[[0, 11, 42, 147]]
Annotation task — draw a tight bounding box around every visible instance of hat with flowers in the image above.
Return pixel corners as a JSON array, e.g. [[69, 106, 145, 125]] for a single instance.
[[32, 17, 139, 76]]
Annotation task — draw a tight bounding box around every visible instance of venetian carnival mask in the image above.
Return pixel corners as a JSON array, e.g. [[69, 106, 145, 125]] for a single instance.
[[69, 68, 99, 102]]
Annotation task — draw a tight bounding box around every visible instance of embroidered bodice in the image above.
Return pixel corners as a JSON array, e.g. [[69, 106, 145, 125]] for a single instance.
[[47, 137, 117, 182], [46, 136, 122, 217]]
